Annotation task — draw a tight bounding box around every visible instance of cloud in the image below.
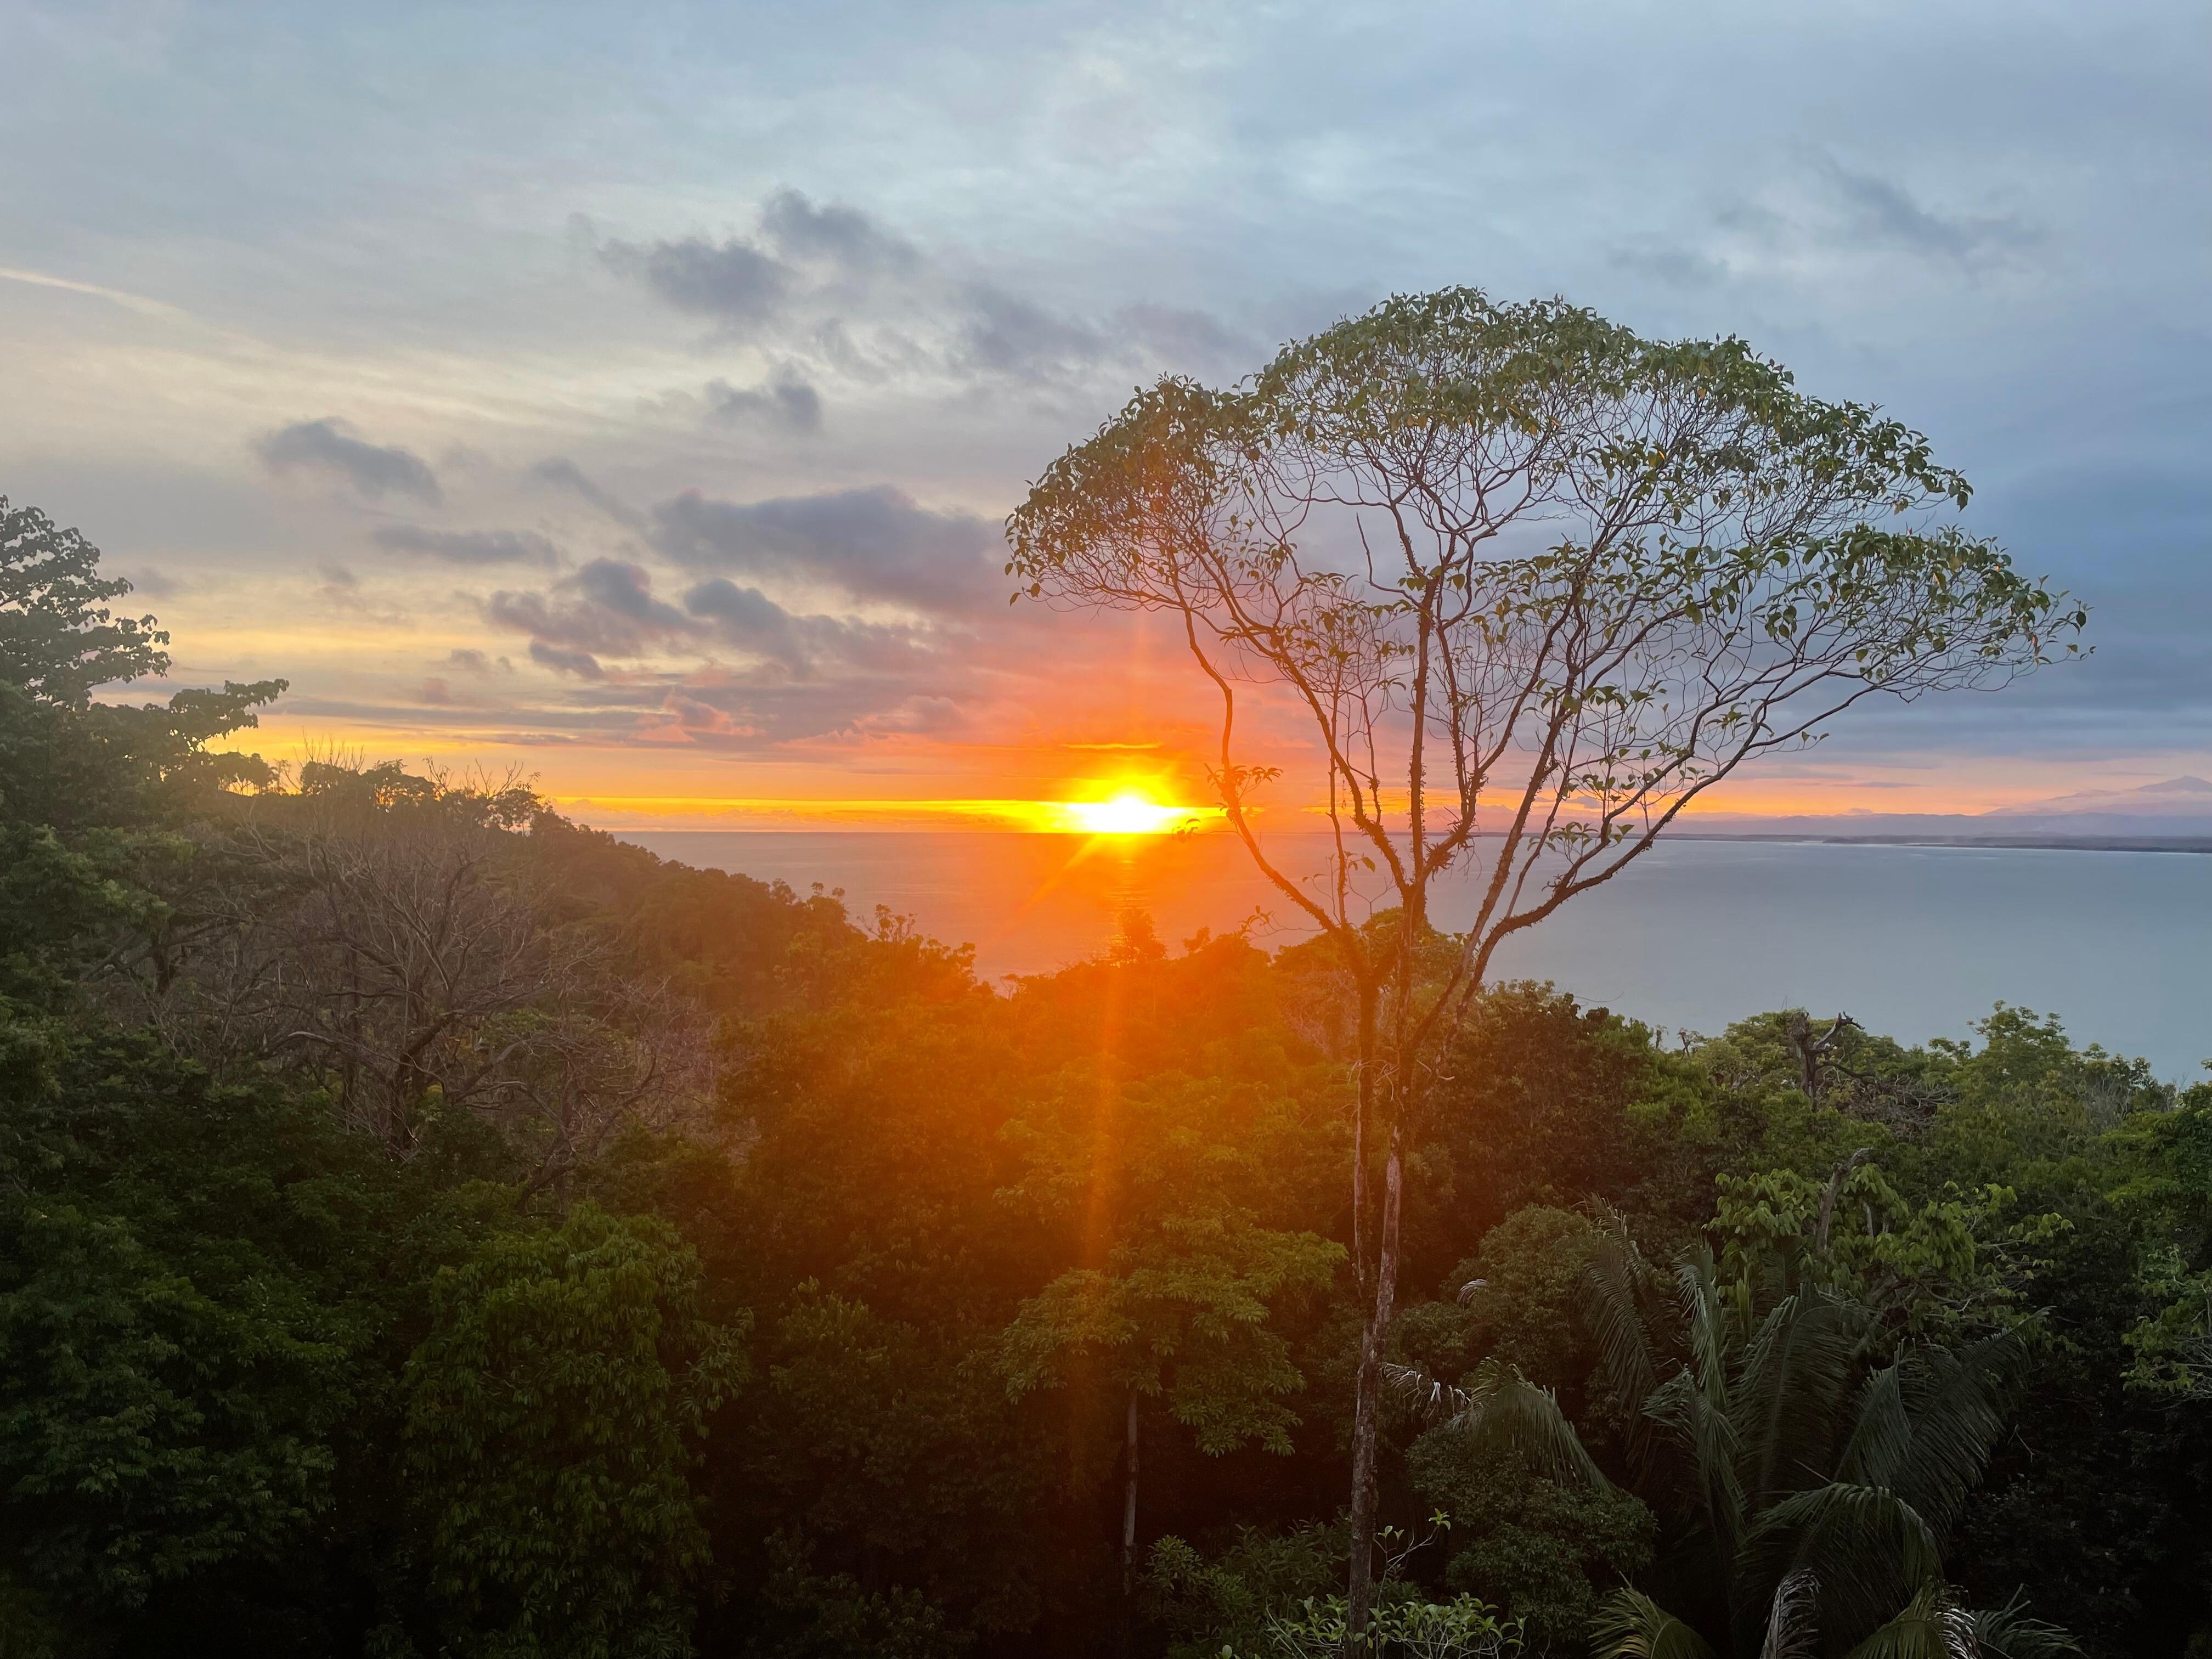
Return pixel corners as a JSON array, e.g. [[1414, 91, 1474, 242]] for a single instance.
[[600, 189, 1233, 388], [682, 577, 936, 680], [1114, 303, 1259, 373], [848, 693, 967, 736], [680, 577, 809, 673], [956, 281, 1106, 376], [1608, 242, 1729, 289], [528, 641, 605, 679], [442, 647, 509, 674], [758, 187, 920, 278], [487, 558, 699, 663], [599, 190, 920, 335], [317, 561, 359, 589], [256, 417, 442, 504], [704, 367, 824, 434], [1812, 155, 2039, 266], [600, 233, 788, 327], [373, 525, 562, 565], [419, 676, 451, 704], [636, 690, 764, 746], [648, 484, 1000, 613], [527, 457, 645, 529]]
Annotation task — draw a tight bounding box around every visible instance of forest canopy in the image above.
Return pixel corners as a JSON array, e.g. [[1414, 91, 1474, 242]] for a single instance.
[[1, 491, 2206, 1658]]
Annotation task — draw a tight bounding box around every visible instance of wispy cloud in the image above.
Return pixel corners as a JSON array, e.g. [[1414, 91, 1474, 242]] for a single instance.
[[1812, 153, 2039, 267]]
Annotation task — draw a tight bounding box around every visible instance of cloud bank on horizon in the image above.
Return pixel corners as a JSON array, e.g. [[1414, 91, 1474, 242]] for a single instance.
[[1, 0, 2205, 821]]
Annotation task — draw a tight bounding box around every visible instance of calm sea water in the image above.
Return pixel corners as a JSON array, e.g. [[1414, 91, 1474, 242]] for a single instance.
[[618, 831, 2212, 1082]]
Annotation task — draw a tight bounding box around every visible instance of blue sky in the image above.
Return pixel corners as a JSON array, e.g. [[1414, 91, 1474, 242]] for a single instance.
[[3, 1, 2205, 819]]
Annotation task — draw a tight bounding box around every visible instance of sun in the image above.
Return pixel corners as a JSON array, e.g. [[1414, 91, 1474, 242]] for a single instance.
[[1062, 789, 1203, 837]]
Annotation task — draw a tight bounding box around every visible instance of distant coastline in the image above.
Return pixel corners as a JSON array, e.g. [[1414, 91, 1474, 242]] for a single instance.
[[617, 825, 2212, 854], [1677, 831, 2212, 855]]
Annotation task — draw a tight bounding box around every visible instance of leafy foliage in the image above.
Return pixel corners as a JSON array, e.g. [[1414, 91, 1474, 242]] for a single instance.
[[401, 1203, 748, 1658]]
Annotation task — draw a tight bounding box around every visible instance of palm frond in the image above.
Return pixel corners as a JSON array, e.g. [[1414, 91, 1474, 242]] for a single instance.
[[1962, 1590, 2083, 1658], [1837, 1581, 1973, 1659], [1590, 1587, 1718, 1659], [1884, 1335, 2021, 1541], [1674, 1248, 1734, 1410], [1734, 1290, 1869, 1514], [1384, 1358, 1468, 1422], [1584, 1206, 1663, 1405], [1443, 1357, 1609, 1488], [1748, 1482, 1943, 1643], [1647, 1365, 1745, 1560], [1759, 1567, 1820, 1659], [1584, 1210, 1671, 1477], [1836, 1356, 1914, 1503]]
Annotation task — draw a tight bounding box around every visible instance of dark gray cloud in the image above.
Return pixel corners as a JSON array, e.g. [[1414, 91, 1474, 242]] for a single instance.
[[1813, 155, 2038, 266], [759, 187, 920, 277], [600, 190, 922, 334], [600, 233, 788, 327], [601, 190, 1233, 388], [648, 484, 999, 613], [681, 577, 809, 673], [527, 457, 645, 529], [487, 558, 699, 663], [317, 561, 358, 589], [373, 525, 562, 565], [681, 575, 934, 678], [704, 368, 824, 434], [256, 418, 442, 505], [528, 640, 605, 680], [956, 281, 1107, 376]]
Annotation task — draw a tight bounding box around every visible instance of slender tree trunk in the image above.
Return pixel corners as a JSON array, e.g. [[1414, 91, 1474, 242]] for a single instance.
[[1121, 1386, 1140, 1659], [1345, 1118, 1405, 1655], [1344, 969, 1390, 1654]]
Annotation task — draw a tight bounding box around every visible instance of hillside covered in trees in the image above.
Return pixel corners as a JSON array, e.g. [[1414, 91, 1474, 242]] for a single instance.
[[4, 493, 2209, 1656]]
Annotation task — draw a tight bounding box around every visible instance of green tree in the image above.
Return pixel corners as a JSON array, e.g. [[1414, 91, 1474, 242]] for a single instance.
[[400, 1203, 749, 1658], [1394, 1208, 1656, 1651], [0, 496, 168, 703], [1, 495, 283, 1012], [0, 1014, 384, 1649], [1007, 289, 2082, 1641], [1000, 1053, 1344, 1650], [1398, 1215, 2074, 1657], [1003, 1210, 1343, 1607]]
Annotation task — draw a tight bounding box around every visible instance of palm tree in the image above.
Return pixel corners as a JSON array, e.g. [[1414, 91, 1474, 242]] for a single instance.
[[1393, 1224, 2078, 1658]]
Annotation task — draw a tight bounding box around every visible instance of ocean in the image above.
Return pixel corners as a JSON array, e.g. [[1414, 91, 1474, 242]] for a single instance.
[[617, 830, 2212, 1082]]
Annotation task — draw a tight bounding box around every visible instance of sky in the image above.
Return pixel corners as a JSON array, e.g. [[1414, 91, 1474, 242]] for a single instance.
[[3, 0, 2207, 828]]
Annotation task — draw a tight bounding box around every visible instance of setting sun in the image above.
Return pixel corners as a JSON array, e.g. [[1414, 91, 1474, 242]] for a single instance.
[[1060, 790, 1212, 836]]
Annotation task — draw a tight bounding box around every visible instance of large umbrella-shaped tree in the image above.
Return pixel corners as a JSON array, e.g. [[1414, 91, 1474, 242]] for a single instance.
[[1006, 289, 2083, 1642]]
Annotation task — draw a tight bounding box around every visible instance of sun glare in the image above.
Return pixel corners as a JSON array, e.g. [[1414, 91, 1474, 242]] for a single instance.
[[1062, 790, 1204, 837]]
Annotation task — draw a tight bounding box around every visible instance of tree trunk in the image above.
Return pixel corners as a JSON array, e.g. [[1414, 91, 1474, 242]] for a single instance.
[[1344, 972, 1380, 1651], [1345, 1121, 1405, 1655], [1121, 1387, 1141, 1659]]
